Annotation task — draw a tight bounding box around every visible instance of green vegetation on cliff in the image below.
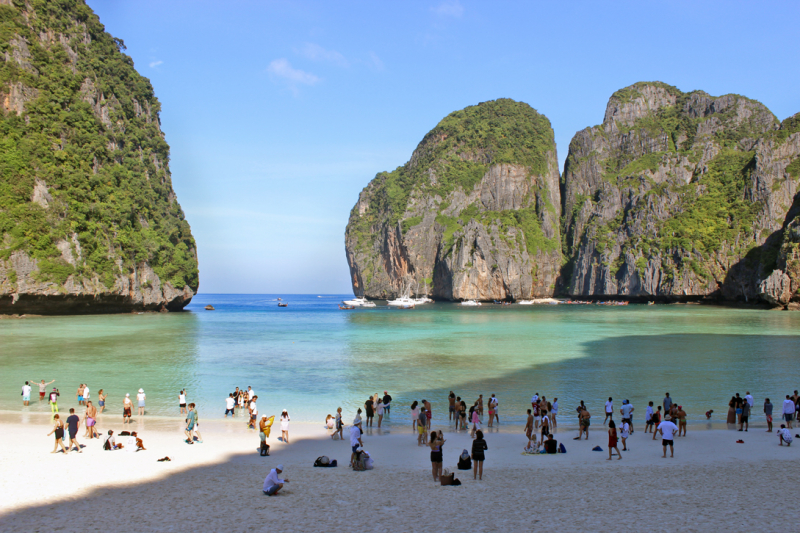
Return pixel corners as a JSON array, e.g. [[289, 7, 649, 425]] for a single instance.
[[0, 0, 197, 290]]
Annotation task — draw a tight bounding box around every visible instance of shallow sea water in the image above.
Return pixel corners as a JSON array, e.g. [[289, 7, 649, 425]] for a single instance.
[[2, 294, 799, 426]]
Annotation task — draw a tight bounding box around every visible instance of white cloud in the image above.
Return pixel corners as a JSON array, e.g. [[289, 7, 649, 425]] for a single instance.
[[296, 43, 348, 67], [432, 0, 464, 17], [368, 51, 384, 72], [267, 58, 320, 89], [149, 60, 163, 68]]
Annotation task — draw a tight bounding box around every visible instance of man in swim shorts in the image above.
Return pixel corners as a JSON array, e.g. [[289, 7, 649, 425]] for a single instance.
[[32, 379, 55, 401], [22, 381, 32, 406], [66, 408, 82, 453]]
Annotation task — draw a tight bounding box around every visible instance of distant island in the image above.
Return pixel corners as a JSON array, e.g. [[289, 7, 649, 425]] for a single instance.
[[0, 0, 198, 314], [345, 84, 800, 308]]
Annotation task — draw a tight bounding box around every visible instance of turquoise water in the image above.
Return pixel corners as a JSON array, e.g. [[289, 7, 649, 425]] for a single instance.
[[2, 294, 800, 426]]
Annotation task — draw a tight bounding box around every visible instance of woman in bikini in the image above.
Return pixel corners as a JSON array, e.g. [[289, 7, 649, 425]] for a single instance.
[[607, 420, 621, 460], [48, 414, 68, 454], [429, 430, 446, 482]]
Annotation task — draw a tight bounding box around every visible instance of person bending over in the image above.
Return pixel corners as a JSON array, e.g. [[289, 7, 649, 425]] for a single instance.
[[263, 465, 289, 495]]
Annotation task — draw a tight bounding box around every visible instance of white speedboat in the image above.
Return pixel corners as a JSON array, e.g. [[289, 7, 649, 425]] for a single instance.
[[342, 297, 376, 308], [387, 296, 416, 307], [414, 296, 433, 304], [461, 300, 481, 306], [517, 300, 534, 305]]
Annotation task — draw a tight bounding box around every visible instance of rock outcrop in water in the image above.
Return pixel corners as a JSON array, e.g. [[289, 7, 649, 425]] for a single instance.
[[0, 0, 198, 314], [560, 82, 800, 306], [345, 99, 561, 300], [346, 83, 800, 307]]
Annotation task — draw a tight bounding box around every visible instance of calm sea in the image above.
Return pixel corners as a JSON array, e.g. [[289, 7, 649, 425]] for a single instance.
[[2, 294, 799, 426]]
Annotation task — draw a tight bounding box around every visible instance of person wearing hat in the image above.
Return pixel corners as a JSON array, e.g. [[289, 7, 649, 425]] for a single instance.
[[123, 393, 133, 424], [263, 465, 288, 495], [350, 417, 363, 467], [136, 389, 146, 416]]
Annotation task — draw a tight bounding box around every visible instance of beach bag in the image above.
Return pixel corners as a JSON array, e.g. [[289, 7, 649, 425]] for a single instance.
[[314, 456, 330, 467], [559, 443, 567, 454], [103, 437, 112, 451], [440, 473, 455, 486], [260, 442, 270, 456]]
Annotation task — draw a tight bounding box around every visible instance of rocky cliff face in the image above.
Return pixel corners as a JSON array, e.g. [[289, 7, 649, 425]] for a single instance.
[[561, 82, 800, 305], [345, 99, 561, 300], [0, 0, 198, 314]]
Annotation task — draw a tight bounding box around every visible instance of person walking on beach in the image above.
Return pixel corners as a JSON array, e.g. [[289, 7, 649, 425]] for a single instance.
[[48, 387, 60, 416], [333, 407, 344, 440], [449, 391, 456, 421], [123, 393, 133, 424], [783, 395, 795, 429], [604, 397, 613, 425], [471, 430, 488, 480], [620, 418, 630, 451], [22, 381, 32, 406], [764, 398, 774, 432], [33, 379, 55, 401], [97, 389, 107, 413], [551, 398, 559, 428], [657, 418, 678, 458], [185, 404, 197, 444], [364, 397, 375, 427], [192, 403, 204, 443], [48, 414, 68, 454], [645, 401, 654, 433], [136, 389, 146, 416], [248, 396, 259, 429], [607, 421, 621, 460], [376, 399, 385, 428], [263, 465, 288, 496], [280, 410, 291, 443], [84, 401, 98, 439], [65, 408, 82, 453], [429, 430, 446, 482], [179, 390, 187, 415], [575, 408, 591, 440], [383, 391, 392, 415]]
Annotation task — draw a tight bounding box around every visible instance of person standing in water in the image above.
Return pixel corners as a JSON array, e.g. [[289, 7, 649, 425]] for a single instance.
[[136, 389, 146, 416], [448, 391, 456, 421], [179, 390, 187, 415], [376, 399, 385, 428], [364, 397, 375, 427], [32, 379, 55, 401], [49, 388, 60, 417], [383, 391, 392, 415], [22, 381, 32, 406], [123, 393, 133, 424], [551, 398, 559, 429], [604, 397, 613, 425], [97, 389, 108, 414]]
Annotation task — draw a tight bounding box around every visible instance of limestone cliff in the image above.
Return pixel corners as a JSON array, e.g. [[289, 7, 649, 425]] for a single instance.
[[345, 99, 561, 300], [0, 0, 198, 314], [560, 82, 800, 305]]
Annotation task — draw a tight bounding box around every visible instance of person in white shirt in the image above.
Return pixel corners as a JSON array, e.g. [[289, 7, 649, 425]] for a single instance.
[[179, 390, 187, 415], [225, 394, 235, 417], [263, 465, 288, 496], [531, 393, 539, 410], [620, 400, 634, 434], [657, 420, 679, 458], [778, 424, 793, 446], [645, 401, 655, 433], [249, 397, 258, 429], [745, 392, 754, 408], [137, 389, 146, 416], [604, 397, 613, 425], [783, 395, 796, 429], [551, 398, 559, 428], [248, 387, 255, 400], [620, 420, 631, 451], [22, 381, 32, 406], [83, 385, 90, 403]]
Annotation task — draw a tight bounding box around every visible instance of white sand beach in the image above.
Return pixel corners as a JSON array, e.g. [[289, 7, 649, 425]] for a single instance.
[[0, 410, 796, 532]]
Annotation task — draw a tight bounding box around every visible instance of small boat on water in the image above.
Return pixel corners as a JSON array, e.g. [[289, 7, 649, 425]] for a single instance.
[[387, 296, 416, 308], [204, 305, 215, 311], [342, 297, 376, 308], [414, 296, 433, 304], [278, 302, 288, 307], [339, 303, 355, 310], [518, 298, 560, 305], [461, 300, 481, 306]]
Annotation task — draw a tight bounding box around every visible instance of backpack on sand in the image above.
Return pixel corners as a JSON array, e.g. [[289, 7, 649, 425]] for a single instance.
[[260, 442, 270, 456]]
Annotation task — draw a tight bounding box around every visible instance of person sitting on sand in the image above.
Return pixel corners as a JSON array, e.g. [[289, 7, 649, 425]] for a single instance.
[[778, 424, 793, 446], [352, 447, 366, 471], [325, 414, 335, 430], [263, 465, 289, 495], [544, 434, 558, 454], [104, 430, 124, 450], [607, 421, 621, 460], [126, 431, 145, 452]]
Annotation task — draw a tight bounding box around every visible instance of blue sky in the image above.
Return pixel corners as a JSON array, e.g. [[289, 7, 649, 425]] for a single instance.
[[87, 0, 800, 294]]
